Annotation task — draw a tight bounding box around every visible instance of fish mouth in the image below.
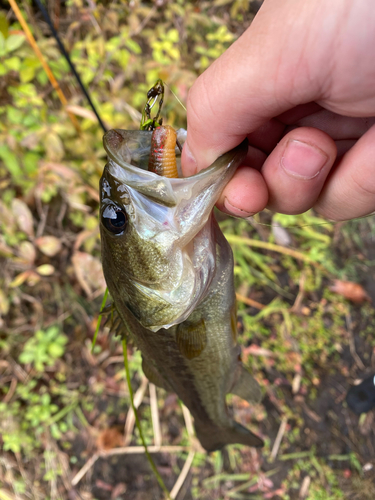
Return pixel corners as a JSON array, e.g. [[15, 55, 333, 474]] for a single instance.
[[101, 130, 248, 330], [103, 128, 248, 207]]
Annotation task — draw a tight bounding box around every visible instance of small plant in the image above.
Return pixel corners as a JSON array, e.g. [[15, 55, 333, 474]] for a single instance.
[[19, 325, 67, 372]]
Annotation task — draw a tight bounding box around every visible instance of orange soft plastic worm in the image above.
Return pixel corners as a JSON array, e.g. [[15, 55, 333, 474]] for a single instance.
[[148, 125, 178, 178]]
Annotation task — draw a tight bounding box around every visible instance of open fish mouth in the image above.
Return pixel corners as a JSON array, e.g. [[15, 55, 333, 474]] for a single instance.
[[99, 125, 264, 450], [100, 128, 248, 331]]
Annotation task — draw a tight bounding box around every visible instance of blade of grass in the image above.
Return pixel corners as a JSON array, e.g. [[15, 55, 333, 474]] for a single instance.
[[236, 293, 265, 310], [226, 234, 329, 274], [170, 450, 195, 499], [149, 383, 162, 447], [46, 402, 78, 426], [91, 287, 109, 352], [8, 0, 80, 132]]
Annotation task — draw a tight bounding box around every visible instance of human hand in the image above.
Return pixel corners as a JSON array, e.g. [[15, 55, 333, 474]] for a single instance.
[[181, 0, 375, 221]]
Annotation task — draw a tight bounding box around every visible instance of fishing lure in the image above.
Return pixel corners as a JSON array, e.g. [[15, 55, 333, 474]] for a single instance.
[[148, 125, 179, 178]]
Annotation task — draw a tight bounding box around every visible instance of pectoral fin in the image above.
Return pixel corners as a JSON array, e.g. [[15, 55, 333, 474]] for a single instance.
[[176, 319, 207, 360], [230, 366, 262, 404]]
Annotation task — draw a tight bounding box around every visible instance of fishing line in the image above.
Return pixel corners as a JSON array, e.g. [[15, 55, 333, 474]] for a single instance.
[[34, 0, 107, 133], [164, 82, 186, 112], [246, 212, 375, 230]]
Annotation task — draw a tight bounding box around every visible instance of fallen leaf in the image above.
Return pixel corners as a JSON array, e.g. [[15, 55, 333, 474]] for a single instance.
[[45, 131, 64, 161], [72, 251, 106, 296], [95, 479, 113, 492], [111, 483, 127, 499], [74, 228, 99, 252], [0, 289, 10, 315], [292, 373, 302, 394], [96, 427, 124, 451], [0, 488, 15, 500], [11, 198, 34, 238], [0, 200, 15, 228], [329, 279, 371, 304], [18, 241, 36, 264], [0, 238, 14, 257], [66, 104, 97, 122], [10, 270, 40, 287], [35, 236, 62, 257], [36, 264, 55, 276]]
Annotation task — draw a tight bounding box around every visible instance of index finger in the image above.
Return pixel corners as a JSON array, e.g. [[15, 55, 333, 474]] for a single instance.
[[181, 0, 336, 174]]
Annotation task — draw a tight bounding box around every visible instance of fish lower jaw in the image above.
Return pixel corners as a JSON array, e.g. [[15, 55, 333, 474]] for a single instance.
[[132, 280, 211, 332]]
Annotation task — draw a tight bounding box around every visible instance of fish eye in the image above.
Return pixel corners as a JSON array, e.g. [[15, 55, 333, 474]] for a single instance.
[[102, 204, 127, 235]]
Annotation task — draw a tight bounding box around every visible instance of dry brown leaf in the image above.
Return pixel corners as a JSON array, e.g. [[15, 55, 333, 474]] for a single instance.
[[96, 427, 124, 451], [11, 198, 34, 238], [329, 279, 371, 304], [35, 236, 62, 257], [111, 483, 127, 499], [72, 251, 106, 296]]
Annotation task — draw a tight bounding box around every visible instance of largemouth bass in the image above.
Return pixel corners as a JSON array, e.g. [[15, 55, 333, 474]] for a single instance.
[[99, 128, 263, 451]]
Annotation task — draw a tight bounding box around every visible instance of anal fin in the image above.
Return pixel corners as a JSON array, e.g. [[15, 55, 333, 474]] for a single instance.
[[142, 356, 171, 391], [230, 366, 262, 404]]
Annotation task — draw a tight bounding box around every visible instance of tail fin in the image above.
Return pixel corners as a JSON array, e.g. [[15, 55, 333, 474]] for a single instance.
[[195, 421, 263, 452]]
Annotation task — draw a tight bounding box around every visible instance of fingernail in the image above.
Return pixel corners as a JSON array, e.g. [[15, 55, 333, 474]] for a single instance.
[[281, 140, 328, 179], [182, 141, 198, 176], [224, 198, 255, 218]]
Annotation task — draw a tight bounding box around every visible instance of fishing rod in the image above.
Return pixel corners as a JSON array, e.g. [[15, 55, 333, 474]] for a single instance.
[[34, 0, 107, 133]]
